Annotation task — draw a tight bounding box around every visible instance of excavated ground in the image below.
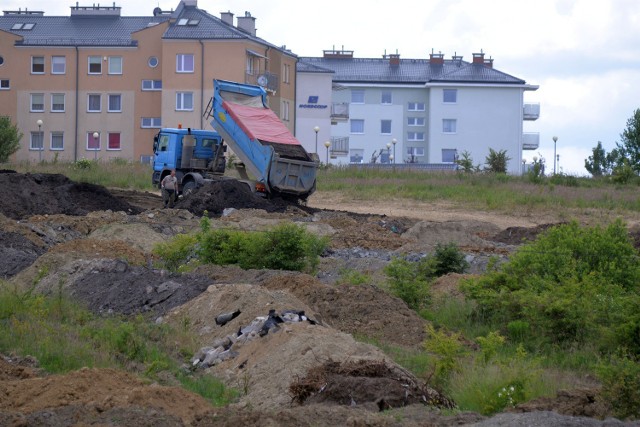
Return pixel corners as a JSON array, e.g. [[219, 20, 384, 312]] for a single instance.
[[0, 171, 636, 426]]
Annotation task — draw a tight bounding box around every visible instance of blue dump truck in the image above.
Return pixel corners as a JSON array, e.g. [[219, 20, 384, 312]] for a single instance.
[[152, 79, 317, 200]]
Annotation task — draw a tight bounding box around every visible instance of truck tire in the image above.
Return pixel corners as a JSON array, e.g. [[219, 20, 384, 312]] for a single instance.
[[182, 180, 197, 197]]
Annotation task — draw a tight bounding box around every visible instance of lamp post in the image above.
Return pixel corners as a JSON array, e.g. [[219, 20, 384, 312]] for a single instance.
[[552, 136, 558, 175], [313, 126, 320, 154], [93, 131, 99, 161], [386, 142, 391, 164], [323, 140, 331, 165], [391, 138, 397, 164], [36, 119, 43, 162], [557, 154, 560, 173]]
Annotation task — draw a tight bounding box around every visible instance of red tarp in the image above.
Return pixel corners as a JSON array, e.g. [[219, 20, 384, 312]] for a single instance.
[[222, 100, 301, 146]]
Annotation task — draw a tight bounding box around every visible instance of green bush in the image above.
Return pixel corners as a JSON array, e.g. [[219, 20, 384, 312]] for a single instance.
[[462, 220, 640, 353], [153, 233, 198, 271], [72, 158, 96, 170], [423, 324, 467, 388], [384, 257, 431, 309], [597, 352, 640, 419], [428, 242, 469, 277]]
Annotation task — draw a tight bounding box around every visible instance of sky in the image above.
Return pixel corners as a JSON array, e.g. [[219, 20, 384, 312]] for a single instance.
[[6, 0, 640, 175]]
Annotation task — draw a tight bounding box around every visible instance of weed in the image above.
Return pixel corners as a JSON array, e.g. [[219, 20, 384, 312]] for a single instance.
[[337, 268, 369, 286]]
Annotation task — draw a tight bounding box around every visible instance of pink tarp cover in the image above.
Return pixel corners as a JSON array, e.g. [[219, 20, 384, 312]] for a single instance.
[[222, 100, 301, 146]]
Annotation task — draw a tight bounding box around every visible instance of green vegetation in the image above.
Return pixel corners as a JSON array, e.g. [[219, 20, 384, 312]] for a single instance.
[[0, 117, 23, 163], [0, 282, 237, 406], [154, 218, 328, 273]]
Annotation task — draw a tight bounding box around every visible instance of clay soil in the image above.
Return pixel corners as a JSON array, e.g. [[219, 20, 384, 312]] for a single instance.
[[1, 171, 636, 426]]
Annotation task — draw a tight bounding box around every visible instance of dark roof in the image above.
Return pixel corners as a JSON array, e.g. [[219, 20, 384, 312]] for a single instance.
[[297, 60, 334, 74], [298, 56, 526, 85]]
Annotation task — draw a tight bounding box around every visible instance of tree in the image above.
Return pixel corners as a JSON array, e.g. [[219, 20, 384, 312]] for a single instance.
[[616, 108, 640, 174], [485, 148, 511, 173], [585, 141, 615, 176], [0, 117, 22, 163], [455, 150, 478, 173]]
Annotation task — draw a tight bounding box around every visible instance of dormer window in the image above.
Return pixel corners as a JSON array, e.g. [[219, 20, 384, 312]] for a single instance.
[[177, 18, 188, 25]]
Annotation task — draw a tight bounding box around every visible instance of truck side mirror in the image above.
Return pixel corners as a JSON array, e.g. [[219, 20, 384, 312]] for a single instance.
[[153, 136, 158, 153]]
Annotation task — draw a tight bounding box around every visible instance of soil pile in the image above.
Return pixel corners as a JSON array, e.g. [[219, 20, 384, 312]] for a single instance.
[[174, 180, 290, 216], [0, 230, 46, 278], [0, 171, 141, 220], [487, 223, 562, 245]]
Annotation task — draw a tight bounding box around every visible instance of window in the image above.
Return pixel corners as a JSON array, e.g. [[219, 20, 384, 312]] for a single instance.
[[176, 54, 194, 73], [31, 56, 44, 74], [30, 131, 44, 150], [349, 149, 364, 164], [51, 94, 65, 112], [87, 132, 100, 150], [282, 64, 290, 84], [11, 23, 24, 30], [51, 56, 66, 74], [141, 117, 162, 128], [407, 132, 425, 141], [443, 89, 457, 103], [108, 94, 122, 112], [108, 56, 122, 75], [281, 100, 290, 121], [380, 120, 392, 135], [407, 147, 425, 156], [141, 80, 162, 91], [87, 94, 101, 112], [177, 18, 189, 26], [88, 56, 102, 74], [351, 89, 364, 104], [0, 56, 4, 66], [176, 92, 193, 111], [30, 93, 44, 112], [443, 119, 457, 133], [0, 79, 9, 90], [381, 90, 392, 104], [246, 55, 256, 75], [51, 132, 64, 150], [442, 149, 457, 163], [408, 102, 425, 111], [408, 117, 425, 126], [350, 119, 364, 134], [148, 56, 158, 68], [23, 23, 35, 30], [157, 134, 169, 151], [108, 132, 121, 150]]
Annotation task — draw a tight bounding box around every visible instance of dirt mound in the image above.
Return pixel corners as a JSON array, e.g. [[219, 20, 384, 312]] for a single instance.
[[315, 211, 408, 250], [400, 220, 503, 252], [0, 364, 213, 425], [0, 355, 41, 381], [511, 388, 609, 419], [290, 359, 454, 409], [487, 223, 563, 245], [174, 180, 292, 216], [49, 238, 149, 265], [261, 274, 427, 348], [0, 230, 46, 279], [0, 172, 141, 220]]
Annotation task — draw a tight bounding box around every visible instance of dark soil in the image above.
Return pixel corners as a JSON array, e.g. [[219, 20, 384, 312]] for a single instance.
[[486, 223, 563, 245], [174, 179, 293, 216], [290, 359, 455, 410], [67, 261, 214, 316], [0, 231, 46, 279], [0, 172, 141, 220]]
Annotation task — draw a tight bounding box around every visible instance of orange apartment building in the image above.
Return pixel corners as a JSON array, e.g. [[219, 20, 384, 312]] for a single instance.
[[0, 0, 297, 163]]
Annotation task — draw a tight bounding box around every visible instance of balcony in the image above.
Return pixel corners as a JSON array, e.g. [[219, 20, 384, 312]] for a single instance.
[[523, 103, 540, 120], [331, 103, 349, 123], [330, 136, 349, 156], [522, 132, 540, 150], [245, 70, 279, 93]]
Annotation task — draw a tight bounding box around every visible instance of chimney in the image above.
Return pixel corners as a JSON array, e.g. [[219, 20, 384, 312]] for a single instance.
[[429, 52, 444, 65], [220, 10, 233, 25], [182, 0, 197, 7], [323, 46, 354, 59], [484, 57, 494, 68], [237, 11, 256, 36], [472, 51, 485, 64], [388, 53, 400, 66]]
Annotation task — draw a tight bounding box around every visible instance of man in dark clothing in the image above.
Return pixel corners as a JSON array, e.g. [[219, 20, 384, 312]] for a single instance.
[[161, 169, 178, 208]]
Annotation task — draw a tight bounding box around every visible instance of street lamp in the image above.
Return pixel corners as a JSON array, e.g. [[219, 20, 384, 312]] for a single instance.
[[323, 140, 331, 165], [386, 142, 391, 164], [313, 126, 320, 154], [36, 119, 43, 162], [93, 131, 99, 161], [391, 138, 397, 164], [552, 136, 558, 175]]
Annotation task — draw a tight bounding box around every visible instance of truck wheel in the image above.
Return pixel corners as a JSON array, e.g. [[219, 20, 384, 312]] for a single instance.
[[182, 180, 197, 197]]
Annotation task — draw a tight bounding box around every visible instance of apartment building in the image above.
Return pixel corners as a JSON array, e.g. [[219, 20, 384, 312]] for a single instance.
[[0, 0, 297, 163], [297, 50, 540, 174]]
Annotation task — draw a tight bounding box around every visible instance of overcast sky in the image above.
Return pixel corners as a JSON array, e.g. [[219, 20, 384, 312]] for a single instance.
[[6, 0, 640, 175]]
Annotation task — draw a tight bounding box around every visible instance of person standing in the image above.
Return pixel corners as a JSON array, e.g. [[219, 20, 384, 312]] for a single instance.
[[161, 169, 178, 208]]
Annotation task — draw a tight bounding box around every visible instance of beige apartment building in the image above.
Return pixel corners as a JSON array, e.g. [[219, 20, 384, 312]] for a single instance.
[[0, 0, 297, 163]]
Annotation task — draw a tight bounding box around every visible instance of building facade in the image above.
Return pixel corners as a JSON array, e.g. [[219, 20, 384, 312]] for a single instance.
[[0, 0, 297, 163], [298, 50, 539, 174]]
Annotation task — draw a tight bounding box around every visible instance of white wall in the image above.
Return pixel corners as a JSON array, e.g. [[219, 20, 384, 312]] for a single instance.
[[294, 71, 333, 155]]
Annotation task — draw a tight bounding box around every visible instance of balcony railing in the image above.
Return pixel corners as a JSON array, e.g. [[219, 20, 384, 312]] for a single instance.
[[330, 136, 349, 156], [523, 103, 540, 120], [522, 132, 540, 150], [245, 70, 279, 93], [331, 102, 349, 122]]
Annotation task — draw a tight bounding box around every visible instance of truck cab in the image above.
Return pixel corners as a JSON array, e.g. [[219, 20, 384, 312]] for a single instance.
[[152, 127, 225, 195]]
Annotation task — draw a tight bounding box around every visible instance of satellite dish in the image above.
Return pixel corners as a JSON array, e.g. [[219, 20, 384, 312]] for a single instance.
[[257, 74, 268, 87]]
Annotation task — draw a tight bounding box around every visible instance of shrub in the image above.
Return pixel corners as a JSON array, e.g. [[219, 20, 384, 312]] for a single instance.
[[0, 116, 22, 163], [597, 352, 640, 419], [485, 148, 511, 174], [72, 158, 95, 170], [337, 268, 369, 286], [153, 233, 198, 271], [423, 324, 467, 388], [384, 257, 430, 309], [427, 242, 469, 277]]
